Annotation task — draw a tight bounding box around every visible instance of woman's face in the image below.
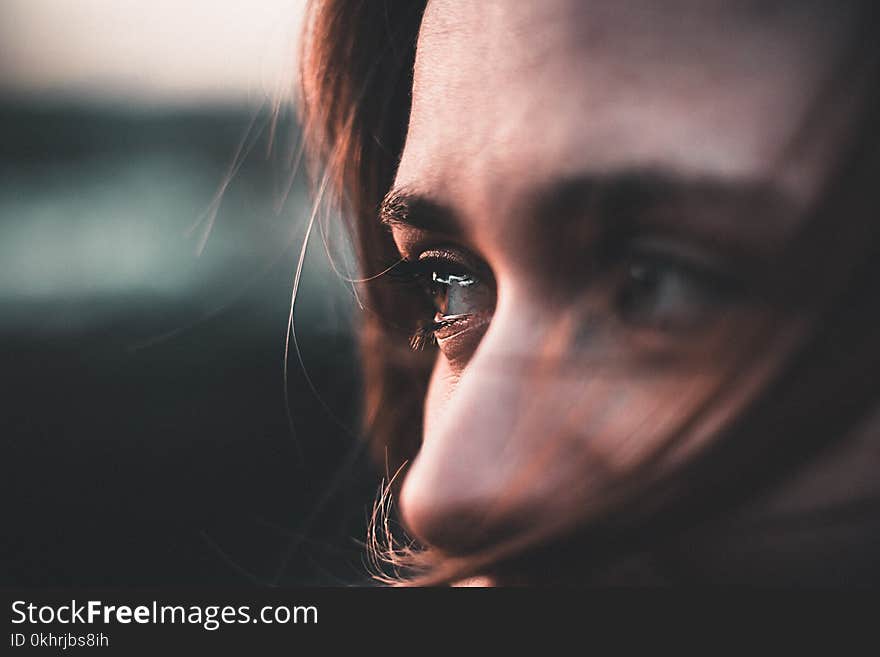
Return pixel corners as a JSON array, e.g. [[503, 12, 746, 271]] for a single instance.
[[384, 0, 858, 560]]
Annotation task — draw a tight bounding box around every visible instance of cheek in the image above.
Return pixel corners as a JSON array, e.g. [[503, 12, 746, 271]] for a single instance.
[[422, 357, 460, 445]]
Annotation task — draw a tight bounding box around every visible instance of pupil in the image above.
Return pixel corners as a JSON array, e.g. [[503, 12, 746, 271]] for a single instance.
[[619, 262, 661, 321], [629, 262, 659, 296]]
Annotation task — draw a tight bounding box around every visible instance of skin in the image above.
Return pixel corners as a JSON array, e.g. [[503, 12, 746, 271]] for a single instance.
[[383, 0, 877, 581]]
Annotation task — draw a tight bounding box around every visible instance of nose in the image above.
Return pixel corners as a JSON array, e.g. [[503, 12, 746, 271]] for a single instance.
[[399, 293, 574, 555]]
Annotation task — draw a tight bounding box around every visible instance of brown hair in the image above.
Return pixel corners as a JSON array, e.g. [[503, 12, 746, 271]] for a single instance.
[[298, 0, 880, 584], [299, 0, 431, 472]]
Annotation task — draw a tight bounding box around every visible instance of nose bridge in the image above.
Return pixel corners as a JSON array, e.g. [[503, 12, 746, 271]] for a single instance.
[[431, 287, 558, 454], [400, 290, 573, 552]]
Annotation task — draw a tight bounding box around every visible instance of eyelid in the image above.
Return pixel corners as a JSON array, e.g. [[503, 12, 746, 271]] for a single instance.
[[417, 246, 484, 274], [625, 235, 741, 281], [414, 246, 496, 293], [434, 311, 492, 343]]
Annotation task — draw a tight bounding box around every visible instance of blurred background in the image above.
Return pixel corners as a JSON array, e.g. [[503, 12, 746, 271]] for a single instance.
[[1, 0, 378, 586]]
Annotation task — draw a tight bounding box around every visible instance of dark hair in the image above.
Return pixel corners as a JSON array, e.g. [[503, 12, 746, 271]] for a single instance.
[[298, 0, 880, 584]]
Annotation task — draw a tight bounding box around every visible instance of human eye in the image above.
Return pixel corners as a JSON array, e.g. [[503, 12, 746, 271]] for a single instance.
[[613, 239, 744, 334], [389, 247, 495, 350]]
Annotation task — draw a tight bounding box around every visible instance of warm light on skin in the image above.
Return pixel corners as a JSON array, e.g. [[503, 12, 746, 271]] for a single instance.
[[386, 0, 874, 576]]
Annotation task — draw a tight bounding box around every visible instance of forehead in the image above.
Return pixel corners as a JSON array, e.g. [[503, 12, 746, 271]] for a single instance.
[[396, 0, 851, 215]]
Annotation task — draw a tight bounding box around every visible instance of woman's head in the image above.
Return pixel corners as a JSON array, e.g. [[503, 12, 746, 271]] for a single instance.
[[300, 0, 880, 584]]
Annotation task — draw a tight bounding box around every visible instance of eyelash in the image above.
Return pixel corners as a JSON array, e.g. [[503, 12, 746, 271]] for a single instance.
[[386, 257, 480, 349], [409, 317, 455, 351]]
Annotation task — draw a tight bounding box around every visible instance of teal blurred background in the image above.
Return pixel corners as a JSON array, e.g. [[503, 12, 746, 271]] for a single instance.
[[1, 1, 376, 586]]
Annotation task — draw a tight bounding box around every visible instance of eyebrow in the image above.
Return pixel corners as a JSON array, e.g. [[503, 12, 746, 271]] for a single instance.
[[379, 187, 461, 234], [379, 170, 800, 253], [543, 171, 800, 249]]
